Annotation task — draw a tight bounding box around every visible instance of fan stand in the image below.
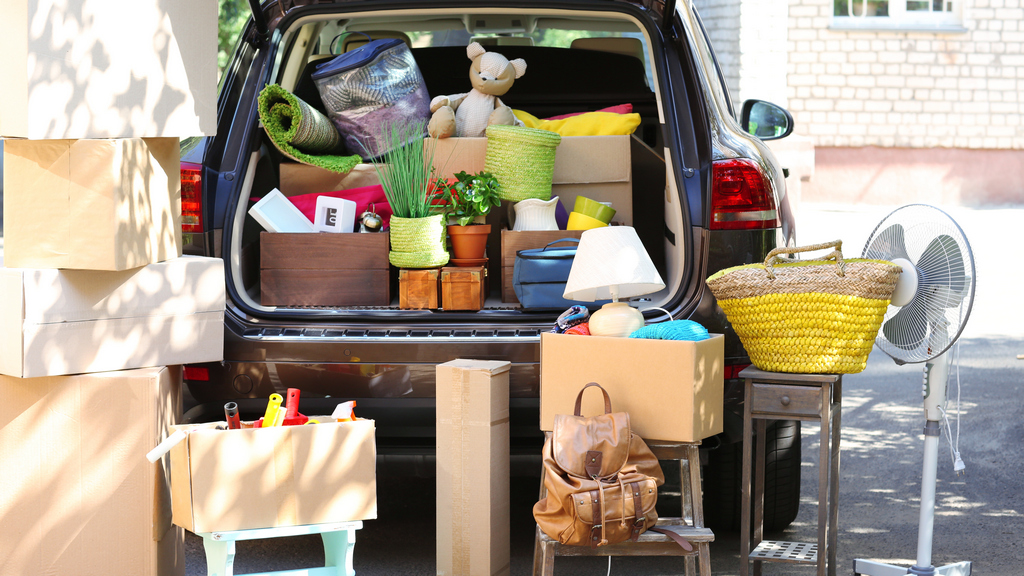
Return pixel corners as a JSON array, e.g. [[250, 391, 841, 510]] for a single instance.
[[853, 351, 972, 576]]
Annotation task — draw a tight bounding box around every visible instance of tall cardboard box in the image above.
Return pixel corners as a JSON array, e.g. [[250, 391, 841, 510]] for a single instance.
[[540, 333, 725, 442], [3, 137, 182, 270], [0, 256, 225, 378], [436, 360, 511, 576], [0, 366, 184, 576], [170, 419, 378, 533], [0, 0, 216, 139]]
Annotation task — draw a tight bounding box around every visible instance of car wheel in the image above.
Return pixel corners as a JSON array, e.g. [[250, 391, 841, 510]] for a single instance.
[[703, 420, 801, 532]]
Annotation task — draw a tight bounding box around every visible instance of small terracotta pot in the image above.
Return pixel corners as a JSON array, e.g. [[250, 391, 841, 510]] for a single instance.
[[447, 224, 491, 260]]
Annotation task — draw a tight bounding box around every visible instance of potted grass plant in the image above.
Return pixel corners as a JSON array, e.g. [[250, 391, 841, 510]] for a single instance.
[[365, 121, 449, 268], [439, 171, 502, 263]]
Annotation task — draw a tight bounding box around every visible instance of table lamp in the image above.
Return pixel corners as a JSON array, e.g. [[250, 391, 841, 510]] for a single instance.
[[562, 226, 665, 337]]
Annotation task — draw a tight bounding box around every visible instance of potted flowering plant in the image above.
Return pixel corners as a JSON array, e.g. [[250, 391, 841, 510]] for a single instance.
[[439, 170, 502, 261]]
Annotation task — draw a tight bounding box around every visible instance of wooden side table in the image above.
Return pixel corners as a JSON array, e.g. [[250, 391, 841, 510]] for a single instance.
[[197, 520, 362, 576], [739, 367, 842, 576]]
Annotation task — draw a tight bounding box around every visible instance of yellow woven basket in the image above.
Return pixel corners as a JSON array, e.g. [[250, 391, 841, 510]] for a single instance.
[[706, 240, 902, 374]]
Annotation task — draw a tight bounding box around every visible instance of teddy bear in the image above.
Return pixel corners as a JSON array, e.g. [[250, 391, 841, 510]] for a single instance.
[[427, 42, 527, 139]]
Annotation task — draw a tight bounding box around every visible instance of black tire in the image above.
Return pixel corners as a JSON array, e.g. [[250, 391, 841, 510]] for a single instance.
[[703, 420, 801, 532]]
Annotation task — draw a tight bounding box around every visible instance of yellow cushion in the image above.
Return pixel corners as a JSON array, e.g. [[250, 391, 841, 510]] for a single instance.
[[513, 109, 641, 136]]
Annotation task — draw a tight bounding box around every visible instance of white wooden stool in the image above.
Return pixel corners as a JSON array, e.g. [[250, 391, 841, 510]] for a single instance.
[[197, 520, 362, 576], [533, 437, 714, 576]]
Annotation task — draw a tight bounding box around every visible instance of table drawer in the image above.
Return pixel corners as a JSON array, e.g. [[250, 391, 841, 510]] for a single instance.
[[749, 383, 822, 417]]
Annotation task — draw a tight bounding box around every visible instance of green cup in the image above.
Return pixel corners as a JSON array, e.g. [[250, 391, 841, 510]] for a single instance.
[[573, 196, 617, 224]]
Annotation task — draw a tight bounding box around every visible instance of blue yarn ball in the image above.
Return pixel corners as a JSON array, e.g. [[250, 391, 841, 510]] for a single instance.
[[628, 320, 710, 341]]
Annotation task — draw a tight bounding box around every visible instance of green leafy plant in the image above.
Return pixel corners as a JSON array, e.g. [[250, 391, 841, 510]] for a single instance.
[[364, 120, 442, 219], [440, 171, 503, 227]]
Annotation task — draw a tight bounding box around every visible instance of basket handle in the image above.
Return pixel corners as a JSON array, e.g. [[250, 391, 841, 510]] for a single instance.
[[763, 240, 846, 279]]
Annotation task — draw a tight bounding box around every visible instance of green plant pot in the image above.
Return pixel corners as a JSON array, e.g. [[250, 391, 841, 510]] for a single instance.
[[389, 214, 449, 268]]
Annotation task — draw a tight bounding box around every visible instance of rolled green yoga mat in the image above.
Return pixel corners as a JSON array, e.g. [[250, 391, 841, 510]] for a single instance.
[[258, 84, 361, 174]]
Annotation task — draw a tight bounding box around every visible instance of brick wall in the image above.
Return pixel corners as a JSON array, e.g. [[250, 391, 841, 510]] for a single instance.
[[787, 0, 1024, 149]]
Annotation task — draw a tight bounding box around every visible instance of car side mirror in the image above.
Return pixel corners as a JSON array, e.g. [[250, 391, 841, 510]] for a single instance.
[[740, 100, 794, 141]]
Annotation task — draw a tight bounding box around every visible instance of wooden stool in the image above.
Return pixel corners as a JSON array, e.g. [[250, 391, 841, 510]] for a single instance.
[[533, 437, 714, 576], [197, 521, 362, 576], [739, 366, 842, 576]]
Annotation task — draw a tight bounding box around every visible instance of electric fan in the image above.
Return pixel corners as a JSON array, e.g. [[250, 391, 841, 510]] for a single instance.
[[853, 204, 976, 576]]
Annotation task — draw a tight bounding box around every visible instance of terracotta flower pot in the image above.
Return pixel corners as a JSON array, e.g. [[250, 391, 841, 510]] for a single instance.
[[447, 224, 491, 260]]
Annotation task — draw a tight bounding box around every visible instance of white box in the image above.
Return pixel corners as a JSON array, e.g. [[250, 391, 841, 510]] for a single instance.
[[250, 188, 315, 233], [0, 256, 225, 378], [0, 0, 217, 139], [313, 196, 357, 233]]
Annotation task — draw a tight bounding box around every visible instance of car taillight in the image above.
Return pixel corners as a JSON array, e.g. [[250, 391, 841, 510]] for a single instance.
[[183, 365, 210, 381], [724, 363, 751, 380], [710, 158, 779, 230], [181, 161, 204, 234]]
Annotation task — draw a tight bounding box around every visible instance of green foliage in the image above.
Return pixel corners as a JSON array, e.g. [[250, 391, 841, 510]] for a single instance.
[[439, 171, 503, 227], [219, 0, 249, 78], [364, 121, 441, 219]]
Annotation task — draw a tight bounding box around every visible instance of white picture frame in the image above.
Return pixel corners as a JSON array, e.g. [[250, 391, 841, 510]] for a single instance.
[[313, 196, 357, 233]]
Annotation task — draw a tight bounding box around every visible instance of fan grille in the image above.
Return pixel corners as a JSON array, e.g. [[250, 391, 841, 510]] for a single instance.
[[862, 204, 975, 364]]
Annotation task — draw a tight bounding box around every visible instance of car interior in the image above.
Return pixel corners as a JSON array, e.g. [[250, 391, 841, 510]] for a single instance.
[[231, 8, 690, 317]]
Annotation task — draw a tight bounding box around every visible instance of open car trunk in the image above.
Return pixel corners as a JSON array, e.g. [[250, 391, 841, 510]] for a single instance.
[[225, 5, 692, 325]]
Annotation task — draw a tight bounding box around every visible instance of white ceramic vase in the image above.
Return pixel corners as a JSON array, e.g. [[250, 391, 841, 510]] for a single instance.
[[512, 196, 560, 231]]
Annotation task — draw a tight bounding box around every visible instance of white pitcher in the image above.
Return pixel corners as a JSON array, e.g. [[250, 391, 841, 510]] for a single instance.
[[512, 196, 560, 231]]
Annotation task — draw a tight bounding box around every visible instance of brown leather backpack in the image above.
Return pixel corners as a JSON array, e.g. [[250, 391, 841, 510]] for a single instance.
[[533, 382, 665, 547]]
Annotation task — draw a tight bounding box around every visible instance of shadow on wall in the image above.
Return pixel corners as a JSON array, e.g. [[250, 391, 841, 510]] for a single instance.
[[804, 147, 1024, 207], [23, 0, 215, 138]]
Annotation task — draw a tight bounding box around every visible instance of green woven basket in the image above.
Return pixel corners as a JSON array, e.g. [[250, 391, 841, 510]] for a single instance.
[[388, 214, 450, 268], [484, 125, 562, 202]]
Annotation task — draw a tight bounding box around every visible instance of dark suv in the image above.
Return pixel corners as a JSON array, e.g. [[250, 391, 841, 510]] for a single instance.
[[181, 0, 799, 531]]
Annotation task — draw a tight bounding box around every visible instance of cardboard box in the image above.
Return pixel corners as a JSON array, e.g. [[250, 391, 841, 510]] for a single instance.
[[441, 266, 486, 311], [170, 418, 377, 533], [540, 333, 725, 442], [499, 229, 584, 303], [432, 135, 633, 225], [0, 0, 216, 139], [0, 366, 184, 576], [436, 360, 511, 576], [400, 268, 440, 309], [0, 256, 225, 378], [3, 137, 182, 270], [278, 163, 382, 197], [260, 232, 391, 307]]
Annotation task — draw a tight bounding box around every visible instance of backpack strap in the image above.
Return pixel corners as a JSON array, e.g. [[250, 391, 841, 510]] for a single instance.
[[629, 481, 644, 542], [649, 526, 694, 551], [573, 382, 613, 416]]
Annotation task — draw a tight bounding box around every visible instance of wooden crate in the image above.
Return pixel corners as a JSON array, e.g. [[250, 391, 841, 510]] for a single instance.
[[500, 230, 584, 303], [400, 268, 440, 309], [260, 232, 390, 306], [441, 267, 486, 311]]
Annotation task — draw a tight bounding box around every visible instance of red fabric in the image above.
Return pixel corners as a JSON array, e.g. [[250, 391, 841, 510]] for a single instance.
[[544, 104, 633, 121], [565, 323, 591, 336], [284, 184, 393, 229]]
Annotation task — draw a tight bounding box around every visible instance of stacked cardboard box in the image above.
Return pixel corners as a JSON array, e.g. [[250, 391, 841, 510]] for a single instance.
[[0, 4, 219, 574]]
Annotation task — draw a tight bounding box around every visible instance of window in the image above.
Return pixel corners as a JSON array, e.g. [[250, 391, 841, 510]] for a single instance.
[[832, 0, 964, 30]]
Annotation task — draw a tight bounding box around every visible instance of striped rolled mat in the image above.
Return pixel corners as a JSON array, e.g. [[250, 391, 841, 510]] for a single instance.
[[257, 83, 361, 174]]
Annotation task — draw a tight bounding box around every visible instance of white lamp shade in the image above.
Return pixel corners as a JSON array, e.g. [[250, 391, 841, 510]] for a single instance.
[[563, 226, 665, 302]]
